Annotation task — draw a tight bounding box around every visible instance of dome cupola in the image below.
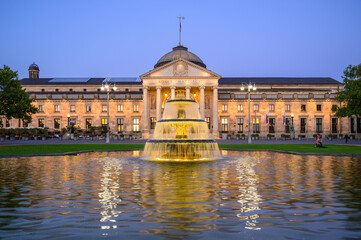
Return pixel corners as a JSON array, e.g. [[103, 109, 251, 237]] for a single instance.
[[154, 45, 206, 69]]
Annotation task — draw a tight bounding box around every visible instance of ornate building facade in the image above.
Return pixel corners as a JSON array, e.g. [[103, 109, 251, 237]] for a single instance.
[[8, 45, 360, 139]]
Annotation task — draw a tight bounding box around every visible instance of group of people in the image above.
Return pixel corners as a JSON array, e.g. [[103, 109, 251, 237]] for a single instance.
[[315, 134, 326, 148], [315, 134, 350, 148]]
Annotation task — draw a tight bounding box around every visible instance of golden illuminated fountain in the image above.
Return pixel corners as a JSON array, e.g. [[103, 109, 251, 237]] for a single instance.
[[143, 91, 220, 161]]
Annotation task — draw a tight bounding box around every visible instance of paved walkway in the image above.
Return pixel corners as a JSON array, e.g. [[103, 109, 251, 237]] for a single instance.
[[0, 138, 360, 146]]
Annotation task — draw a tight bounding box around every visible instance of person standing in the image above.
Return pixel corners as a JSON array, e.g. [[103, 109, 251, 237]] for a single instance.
[[345, 134, 349, 144]]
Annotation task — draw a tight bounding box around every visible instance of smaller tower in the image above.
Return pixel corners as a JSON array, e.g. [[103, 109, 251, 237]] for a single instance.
[[28, 62, 40, 78]]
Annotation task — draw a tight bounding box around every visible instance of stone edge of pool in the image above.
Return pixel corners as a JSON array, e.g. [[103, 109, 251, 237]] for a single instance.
[[0, 149, 360, 158]]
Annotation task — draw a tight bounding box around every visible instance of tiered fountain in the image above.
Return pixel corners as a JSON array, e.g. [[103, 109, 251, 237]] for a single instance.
[[143, 91, 220, 161]]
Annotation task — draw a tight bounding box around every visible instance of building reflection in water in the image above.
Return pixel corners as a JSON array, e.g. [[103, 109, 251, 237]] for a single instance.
[[97, 150, 263, 237], [1, 151, 360, 239]]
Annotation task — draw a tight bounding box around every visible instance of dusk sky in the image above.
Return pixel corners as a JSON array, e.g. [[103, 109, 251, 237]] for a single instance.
[[1, 0, 360, 82]]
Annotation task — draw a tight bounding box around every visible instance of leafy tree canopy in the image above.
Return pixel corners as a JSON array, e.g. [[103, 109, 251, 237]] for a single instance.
[[0, 65, 38, 123], [332, 64, 361, 117]]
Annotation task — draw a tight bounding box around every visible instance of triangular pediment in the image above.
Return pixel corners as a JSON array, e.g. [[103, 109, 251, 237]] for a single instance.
[[140, 59, 221, 79]]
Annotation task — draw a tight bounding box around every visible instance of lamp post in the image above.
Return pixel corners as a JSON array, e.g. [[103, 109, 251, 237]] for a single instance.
[[241, 82, 257, 144], [291, 113, 295, 140], [101, 79, 117, 143]]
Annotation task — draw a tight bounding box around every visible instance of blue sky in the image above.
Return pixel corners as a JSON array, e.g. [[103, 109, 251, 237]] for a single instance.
[[1, 0, 360, 81]]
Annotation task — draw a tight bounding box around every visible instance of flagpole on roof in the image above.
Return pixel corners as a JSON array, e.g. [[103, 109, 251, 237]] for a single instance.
[[177, 16, 184, 46]]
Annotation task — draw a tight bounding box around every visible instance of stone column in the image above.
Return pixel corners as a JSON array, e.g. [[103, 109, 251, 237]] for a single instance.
[[199, 86, 205, 119], [156, 86, 162, 121], [171, 86, 176, 100], [142, 86, 149, 138], [186, 86, 191, 99], [212, 86, 218, 137]]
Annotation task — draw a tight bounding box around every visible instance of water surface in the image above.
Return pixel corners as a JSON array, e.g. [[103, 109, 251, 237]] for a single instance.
[[0, 151, 361, 239]]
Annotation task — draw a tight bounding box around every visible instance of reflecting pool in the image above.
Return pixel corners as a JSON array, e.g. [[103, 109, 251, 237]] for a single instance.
[[0, 151, 361, 239]]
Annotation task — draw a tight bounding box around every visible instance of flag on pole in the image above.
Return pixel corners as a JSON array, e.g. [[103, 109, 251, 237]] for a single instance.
[[266, 111, 269, 125], [283, 111, 286, 125]]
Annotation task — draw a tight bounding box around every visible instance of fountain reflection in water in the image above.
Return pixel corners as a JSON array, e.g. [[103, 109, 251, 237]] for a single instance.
[[143, 92, 220, 161]]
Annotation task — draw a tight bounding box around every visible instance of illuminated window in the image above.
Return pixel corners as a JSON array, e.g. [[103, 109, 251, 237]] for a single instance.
[[70, 105, 76, 112], [238, 104, 243, 112], [39, 105, 44, 112], [222, 104, 228, 112], [101, 118, 107, 127], [117, 118, 124, 132], [133, 104, 139, 112], [54, 118, 60, 129], [221, 117, 228, 132], [54, 104, 60, 112], [253, 117, 260, 133], [133, 118, 140, 132], [86, 119, 92, 129], [285, 104, 290, 112], [0, 118, 3, 128], [117, 104, 123, 112], [38, 119, 45, 128], [253, 104, 259, 111], [269, 104, 275, 112], [150, 117, 156, 129], [102, 105, 107, 112], [6, 119, 9, 128], [86, 105, 92, 112]]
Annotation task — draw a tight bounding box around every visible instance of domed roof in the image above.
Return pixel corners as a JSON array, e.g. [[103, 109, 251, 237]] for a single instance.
[[29, 62, 39, 71], [154, 45, 206, 69]]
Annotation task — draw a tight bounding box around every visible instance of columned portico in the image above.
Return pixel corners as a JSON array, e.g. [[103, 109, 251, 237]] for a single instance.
[[156, 86, 162, 120], [212, 86, 218, 137], [140, 57, 221, 139], [199, 86, 205, 119]]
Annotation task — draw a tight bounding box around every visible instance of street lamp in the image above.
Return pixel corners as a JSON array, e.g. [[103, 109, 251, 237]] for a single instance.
[[101, 79, 117, 143], [240, 82, 257, 144], [291, 113, 295, 140]]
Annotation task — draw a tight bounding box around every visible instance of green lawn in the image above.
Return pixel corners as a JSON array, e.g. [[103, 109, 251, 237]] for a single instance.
[[219, 144, 361, 154], [0, 144, 360, 156], [0, 144, 144, 155]]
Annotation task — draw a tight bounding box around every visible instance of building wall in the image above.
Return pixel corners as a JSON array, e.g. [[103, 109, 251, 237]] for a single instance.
[[3, 81, 358, 139]]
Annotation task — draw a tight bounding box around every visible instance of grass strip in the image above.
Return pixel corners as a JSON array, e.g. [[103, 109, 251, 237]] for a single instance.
[[0, 144, 144, 155], [0, 144, 360, 156]]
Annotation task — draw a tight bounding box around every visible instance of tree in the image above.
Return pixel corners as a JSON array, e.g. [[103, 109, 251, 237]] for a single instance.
[[332, 64, 361, 117], [0, 65, 38, 123]]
